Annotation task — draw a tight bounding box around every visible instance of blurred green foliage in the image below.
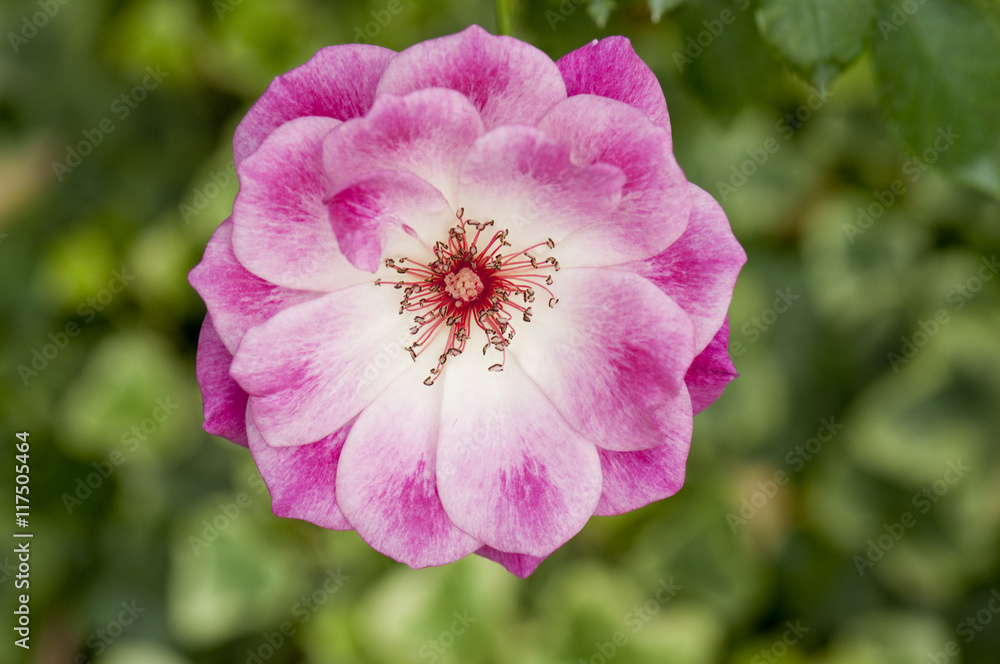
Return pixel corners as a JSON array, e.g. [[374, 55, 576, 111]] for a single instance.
[[1, 0, 999, 663]]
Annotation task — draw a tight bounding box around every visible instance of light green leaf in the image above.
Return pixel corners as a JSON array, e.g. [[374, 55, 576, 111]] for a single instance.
[[756, 0, 878, 88], [649, 0, 684, 23], [871, 0, 1000, 198], [587, 0, 616, 28]]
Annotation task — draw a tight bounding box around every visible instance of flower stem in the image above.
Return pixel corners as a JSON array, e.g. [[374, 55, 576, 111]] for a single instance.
[[496, 0, 516, 35]]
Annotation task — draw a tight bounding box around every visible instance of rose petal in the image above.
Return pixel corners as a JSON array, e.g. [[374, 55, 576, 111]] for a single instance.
[[538, 95, 691, 266], [510, 267, 695, 452], [326, 170, 454, 273], [230, 283, 422, 448], [375, 24, 567, 129], [196, 317, 249, 447], [436, 355, 602, 557], [685, 319, 738, 415], [474, 545, 545, 578], [231, 116, 371, 292], [247, 410, 352, 530], [593, 385, 692, 516], [322, 88, 484, 207], [457, 125, 625, 251], [336, 375, 481, 568], [234, 44, 394, 164], [188, 218, 321, 353], [625, 184, 746, 352], [557, 35, 670, 131]]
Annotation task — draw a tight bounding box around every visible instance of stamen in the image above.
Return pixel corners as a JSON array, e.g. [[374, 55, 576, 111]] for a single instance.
[[375, 209, 560, 384]]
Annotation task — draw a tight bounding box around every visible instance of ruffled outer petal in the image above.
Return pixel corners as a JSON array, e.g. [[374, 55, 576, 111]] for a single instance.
[[557, 36, 670, 131], [436, 356, 602, 557], [510, 267, 695, 452], [322, 88, 484, 206], [593, 386, 692, 516], [375, 25, 567, 129], [234, 44, 394, 164], [325, 170, 454, 273], [336, 375, 481, 568], [475, 545, 545, 578], [625, 184, 746, 353], [685, 319, 738, 415], [188, 218, 321, 354], [195, 317, 249, 447], [247, 411, 352, 530], [538, 95, 691, 267], [231, 116, 371, 292], [457, 125, 625, 250], [230, 283, 417, 448]]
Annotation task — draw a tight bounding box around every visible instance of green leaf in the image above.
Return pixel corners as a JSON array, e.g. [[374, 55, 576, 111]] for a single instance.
[[649, 0, 685, 23], [587, 0, 616, 28], [673, 0, 785, 118], [756, 0, 878, 88], [871, 0, 1000, 198]]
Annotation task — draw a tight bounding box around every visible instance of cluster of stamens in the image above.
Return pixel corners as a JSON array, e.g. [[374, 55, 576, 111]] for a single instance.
[[375, 208, 560, 385]]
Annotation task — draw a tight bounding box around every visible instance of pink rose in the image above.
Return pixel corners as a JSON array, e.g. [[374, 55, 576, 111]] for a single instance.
[[190, 25, 745, 577]]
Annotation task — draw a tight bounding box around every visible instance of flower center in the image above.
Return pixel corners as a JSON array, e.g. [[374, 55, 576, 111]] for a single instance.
[[443, 267, 484, 303], [376, 208, 560, 385]]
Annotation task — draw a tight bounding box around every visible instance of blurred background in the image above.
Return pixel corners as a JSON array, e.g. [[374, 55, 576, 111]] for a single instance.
[[2, 0, 999, 662]]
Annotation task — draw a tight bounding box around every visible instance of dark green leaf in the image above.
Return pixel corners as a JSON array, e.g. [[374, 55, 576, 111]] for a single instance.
[[756, 0, 878, 88], [872, 0, 1000, 198]]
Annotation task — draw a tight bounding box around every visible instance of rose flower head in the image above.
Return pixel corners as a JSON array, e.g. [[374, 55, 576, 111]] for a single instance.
[[189, 25, 745, 577]]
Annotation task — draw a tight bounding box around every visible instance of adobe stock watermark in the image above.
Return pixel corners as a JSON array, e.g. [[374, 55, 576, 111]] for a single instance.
[[545, 0, 587, 31], [353, 0, 411, 43], [927, 588, 1000, 663], [187, 472, 268, 556], [878, 0, 929, 40], [843, 126, 959, 243], [179, 160, 235, 224], [61, 397, 180, 513], [8, 0, 71, 54], [244, 569, 350, 664], [854, 459, 969, 575], [727, 417, 843, 533], [417, 610, 477, 663], [751, 620, 810, 664], [73, 600, 145, 663], [577, 578, 681, 664], [716, 84, 833, 202], [18, 267, 135, 385], [672, 0, 752, 72], [51, 66, 169, 181], [887, 254, 998, 373], [730, 288, 799, 357]]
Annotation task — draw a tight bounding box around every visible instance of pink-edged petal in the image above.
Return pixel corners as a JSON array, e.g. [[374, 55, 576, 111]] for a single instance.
[[232, 116, 371, 292], [336, 375, 480, 568], [457, 125, 625, 252], [247, 410, 352, 530], [557, 36, 670, 132], [326, 170, 454, 273], [196, 316, 249, 447], [234, 44, 394, 165], [511, 267, 695, 452], [322, 88, 484, 206], [188, 218, 321, 353], [625, 184, 746, 352], [685, 319, 738, 415], [538, 94, 691, 266], [593, 386, 692, 516], [436, 356, 602, 557], [375, 24, 567, 130], [475, 545, 545, 578], [230, 282, 419, 448]]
